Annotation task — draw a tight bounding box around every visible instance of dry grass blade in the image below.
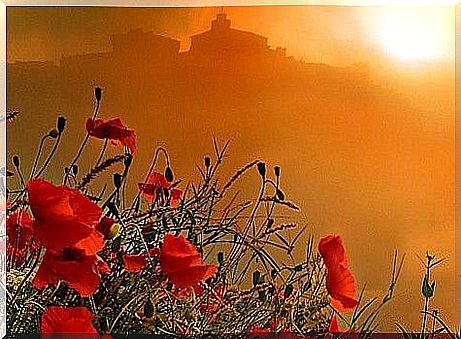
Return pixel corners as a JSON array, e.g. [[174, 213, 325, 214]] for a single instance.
[[220, 160, 260, 198], [260, 196, 300, 211], [76, 154, 127, 190]]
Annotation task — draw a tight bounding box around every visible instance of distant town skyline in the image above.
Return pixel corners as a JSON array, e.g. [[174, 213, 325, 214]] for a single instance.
[[7, 6, 454, 69]]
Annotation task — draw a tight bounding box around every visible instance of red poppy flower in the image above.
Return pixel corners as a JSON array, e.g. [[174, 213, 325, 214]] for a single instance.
[[138, 172, 182, 206], [169, 188, 183, 206], [86, 117, 136, 154], [159, 234, 217, 289], [27, 179, 104, 255], [122, 248, 159, 273], [95, 216, 116, 240], [33, 247, 110, 297], [318, 234, 358, 312], [328, 315, 340, 333], [41, 306, 97, 333], [7, 209, 38, 265]]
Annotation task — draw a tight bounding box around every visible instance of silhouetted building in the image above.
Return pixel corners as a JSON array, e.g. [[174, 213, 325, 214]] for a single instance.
[[189, 13, 283, 58], [111, 29, 180, 58], [8, 13, 372, 88]]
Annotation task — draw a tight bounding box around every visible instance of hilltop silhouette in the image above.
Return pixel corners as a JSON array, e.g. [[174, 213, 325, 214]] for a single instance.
[[8, 13, 370, 88]]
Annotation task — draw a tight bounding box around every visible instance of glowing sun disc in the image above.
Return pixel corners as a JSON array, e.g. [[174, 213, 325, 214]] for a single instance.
[[376, 10, 450, 62]]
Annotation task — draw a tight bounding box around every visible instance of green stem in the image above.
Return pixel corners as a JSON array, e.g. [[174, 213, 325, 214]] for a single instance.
[[34, 133, 62, 178]]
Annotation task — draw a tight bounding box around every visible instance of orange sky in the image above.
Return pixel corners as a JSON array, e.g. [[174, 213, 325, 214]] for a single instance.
[[7, 6, 454, 67]]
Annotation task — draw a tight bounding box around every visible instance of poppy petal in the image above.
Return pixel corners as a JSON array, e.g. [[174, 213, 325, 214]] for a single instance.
[[318, 234, 358, 311], [41, 306, 97, 333]]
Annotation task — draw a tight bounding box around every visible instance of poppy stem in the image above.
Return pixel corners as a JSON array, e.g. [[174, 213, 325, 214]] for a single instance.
[[129, 146, 169, 215], [29, 134, 50, 179], [95, 138, 109, 167], [63, 100, 100, 185], [34, 133, 62, 178]]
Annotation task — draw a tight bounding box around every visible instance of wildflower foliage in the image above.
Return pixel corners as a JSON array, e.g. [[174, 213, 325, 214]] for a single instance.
[[6, 88, 398, 336]]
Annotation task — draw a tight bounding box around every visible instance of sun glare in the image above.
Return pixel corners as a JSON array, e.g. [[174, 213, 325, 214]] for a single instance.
[[376, 10, 450, 62]]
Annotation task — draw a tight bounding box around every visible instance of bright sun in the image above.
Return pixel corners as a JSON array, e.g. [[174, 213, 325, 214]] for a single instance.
[[376, 10, 451, 62]]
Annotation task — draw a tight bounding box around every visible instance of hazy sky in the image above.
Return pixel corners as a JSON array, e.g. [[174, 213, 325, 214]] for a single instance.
[[7, 6, 455, 68]]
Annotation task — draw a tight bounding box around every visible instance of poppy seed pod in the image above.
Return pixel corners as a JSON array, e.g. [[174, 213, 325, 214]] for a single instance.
[[276, 189, 285, 201], [12, 155, 20, 168], [48, 129, 59, 139], [71, 164, 78, 176], [113, 173, 122, 189], [274, 166, 281, 177], [267, 218, 275, 228], [284, 284, 293, 299], [204, 156, 211, 168], [57, 116, 66, 133], [217, 252, 224, 265], [124, 154, 132, 169], [294, 264, 303, 272], [252, 270, 261, 286], [95, 87, 102, 102], [164, 167, 174, 182], [257, 162, 266, 177], [107, 202, 119, 217]]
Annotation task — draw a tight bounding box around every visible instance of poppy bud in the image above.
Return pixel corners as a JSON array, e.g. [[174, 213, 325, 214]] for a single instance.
[[204, 156, 211, 168], [422, 274, 436, 299], [124, 154, 132, 169], [217, 252, 224, 265], [294, 264, 303, 272], [274, 166, 281, 177], [57, 116, 66, 133], [267, 218, 274, 228], [48, 129, 59, 139], [276, 189, 285, 201], [12, 155, 20, 168], [72, 164, 78, 176], [164, 167, 174, 182], [284, 284, 293, 299], [144, 299, 154, 318], [95, 87, 102, 102], [257, 162, 266, 177], [303, 281, 311, 292], [107, 202, 119, 217], [253, 271, 261, 286], [113, 173, 122, 188]]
